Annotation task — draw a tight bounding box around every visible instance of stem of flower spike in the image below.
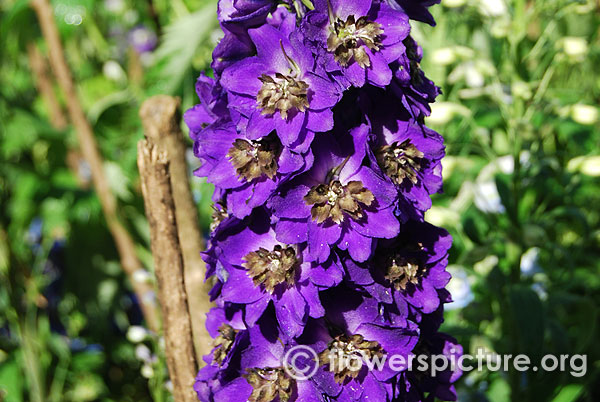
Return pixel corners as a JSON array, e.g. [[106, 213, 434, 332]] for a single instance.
[[139, 95, 214, 364], [30, 0, 162, 333], [137, 141, 198, 402]]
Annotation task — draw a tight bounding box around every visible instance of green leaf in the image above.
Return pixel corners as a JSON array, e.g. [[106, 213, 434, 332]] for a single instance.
[[508, 285, 545, 359], [0, 358, 23, 402], [487, 377, 511, 402], [151, 2, 219, 94], [552, 384, 584, 402]]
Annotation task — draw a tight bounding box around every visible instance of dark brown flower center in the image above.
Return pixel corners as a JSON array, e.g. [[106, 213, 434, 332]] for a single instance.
[[212, 324, 237, 365], [257, 73, 309, 119], [210, 200, 228, 233], [227, 135, 281, 181], [304, 180, 374, 224], [376, 140, 425, 186], [243, 245, 299, 293], [318, 334, 384, 383], [327, 15, 383, 68], [385, 256, 425, 291], [244, 368, 294, 402], [378, 243, 426, 291]]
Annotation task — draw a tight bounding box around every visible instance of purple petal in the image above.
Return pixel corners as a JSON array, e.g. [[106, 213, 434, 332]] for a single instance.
[[221, 59, 266, 95], [214, 378, 252, 402]]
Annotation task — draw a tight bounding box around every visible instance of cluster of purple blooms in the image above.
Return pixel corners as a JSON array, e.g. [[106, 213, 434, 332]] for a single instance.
[[185, 1, 462, 401]]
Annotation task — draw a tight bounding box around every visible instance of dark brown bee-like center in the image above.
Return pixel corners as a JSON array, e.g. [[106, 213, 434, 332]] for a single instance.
[[304, 180, 375, 224], [244, 368, 294, 402], [227, 135, 281, 181], [212, 324, 237, 365], [376, 140, 425, 186], [385, 256, 425, 291], [379, 244, 426, 291], [327, 15, 383, 68], [318, 334, 384, 383], [257, 73, 310, 119], [243, 245, 299, 293], [210, 200, 228, 233]]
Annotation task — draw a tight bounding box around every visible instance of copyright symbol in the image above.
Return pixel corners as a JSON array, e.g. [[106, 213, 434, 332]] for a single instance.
[[282, 345, 319, 381]]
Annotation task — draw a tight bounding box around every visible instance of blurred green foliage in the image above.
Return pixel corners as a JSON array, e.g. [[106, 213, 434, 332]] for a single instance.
[[415, 0, 600, 400], [0, 0, 598, 401], [0, 0, 216, 401]]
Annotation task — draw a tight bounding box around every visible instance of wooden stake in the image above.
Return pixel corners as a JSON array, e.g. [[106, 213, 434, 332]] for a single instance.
[[139, 96, 213, 363], [137, 141, 198, 402]]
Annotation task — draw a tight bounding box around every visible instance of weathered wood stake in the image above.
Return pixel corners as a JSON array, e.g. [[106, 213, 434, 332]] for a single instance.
[[139, 96, 213, 363], [137, 142, 198, 402]]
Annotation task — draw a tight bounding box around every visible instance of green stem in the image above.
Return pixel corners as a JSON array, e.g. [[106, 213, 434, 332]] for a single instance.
[[20, 313, 45, 402]]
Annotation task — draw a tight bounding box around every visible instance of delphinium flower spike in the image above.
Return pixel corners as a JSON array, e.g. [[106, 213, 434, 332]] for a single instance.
[[186, 1, 462, 401]]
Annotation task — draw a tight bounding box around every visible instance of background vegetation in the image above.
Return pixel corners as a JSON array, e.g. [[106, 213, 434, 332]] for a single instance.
[[0, 0, 598, 401]]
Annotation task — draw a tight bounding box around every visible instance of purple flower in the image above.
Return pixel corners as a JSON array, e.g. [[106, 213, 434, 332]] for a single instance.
[[385, 0, 441, 26], [193, 119, 314, 218], [128, 25, 157, 53], [301, 0, 411, 89], [363, 98, 445, 219], [395, 332, 463, 402], [344, 220, 452, 314], [221, 22, 343, 146], [207, 209, 339, 337], [390, 37, 441, 118], [185, 74, 228, 133], [303, 287, 419, 400], [195, 312, 329, 402], [187, 0, 462, 400], [270, 130, 400, 263], [218, 0, 275, 31]]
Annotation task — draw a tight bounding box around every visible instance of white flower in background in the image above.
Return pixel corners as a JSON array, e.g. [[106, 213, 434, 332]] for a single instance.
[[432, 46, 475, 66], [141, 363, 154, 379], [443, 0, 468, 7], [520, 247, 541, 277], [474, 255, 499, 276], [490, 17, 511, 38], [558, 37, 589, 62], [135, 344, 152, 362], [531, 282, 548, 301], [477, 0, 507, 17], [512, 81, 532, 100], [473, 181, 504, 213], [103, 60, 126, 83], [449, 59, 495, 88], [574, 0, 597, 14], [571, 104, 598, 125], [446, 265, 474, 310], [432, 48, 457, 66], [426, 206, 461, 227], [427, 102, 471, 125], [133, 269, 152, 284], [473, 153, 530, 214], [568, 156, 600, 176], [104, 0, 125, 13], [127, 326, 148, 343], [449, 61, 484, 87]]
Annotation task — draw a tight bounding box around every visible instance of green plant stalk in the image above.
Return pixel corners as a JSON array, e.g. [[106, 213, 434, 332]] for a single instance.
[[48, 354, 70, 402], [19, 310, 45, 402]]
